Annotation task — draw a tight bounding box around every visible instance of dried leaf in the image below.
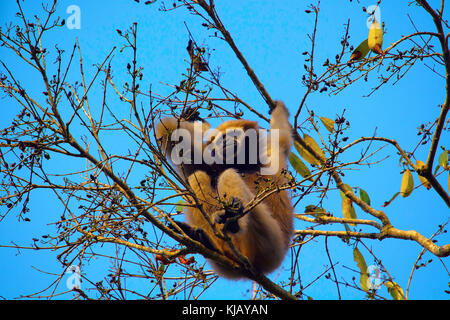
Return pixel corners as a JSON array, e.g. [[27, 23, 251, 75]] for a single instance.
[[350, 39, 370, 61], [339, 184, 354, 199]]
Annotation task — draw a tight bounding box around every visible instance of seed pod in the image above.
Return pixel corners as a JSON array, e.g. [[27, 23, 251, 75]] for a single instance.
[[400, 169, 414, 197], [368, 20, 383, 54]]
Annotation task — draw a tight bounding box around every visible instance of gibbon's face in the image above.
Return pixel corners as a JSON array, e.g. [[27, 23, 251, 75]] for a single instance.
[[206, 126, 246, 162], [204, 124, 266, 174]]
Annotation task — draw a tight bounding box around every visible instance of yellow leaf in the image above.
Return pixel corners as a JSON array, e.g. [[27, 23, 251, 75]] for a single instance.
[[303, 134, 326, 162], [342, 197, 357, 225], [294, 140, 320, 166], [294, 134, 326, 167], [438, 150, 449, 169], [400, 169, 414, 197], [415, 160, 431, 190], [340, 185, 357, 225], [319, 117, 335, 133], [353, 247, 370, 292], [368, 20, 383, 54], [385, 281, 405, 300], [339, 184, 354, 199]]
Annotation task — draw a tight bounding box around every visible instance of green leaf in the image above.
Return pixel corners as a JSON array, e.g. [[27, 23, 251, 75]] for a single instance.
[[319, 116, 335, 133], [289, 152, 312, 180], [353, 247, 370, 292], [350, 39, 370, 61], [344, 223, 352, 233], [438, 150, 449, 169], [434, 164, 441, 176], [359, 188, 371, 206], [385, 281, 405, 300], [175, 200, 185, 213], [342, 223, 351, 243], [305, 205, 327, 218]]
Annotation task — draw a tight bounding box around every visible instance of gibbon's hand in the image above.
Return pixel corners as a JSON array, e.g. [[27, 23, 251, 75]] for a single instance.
[[215, 197, 244, 234], [179, 106, 203, 122], [168, 220, 217, 251]]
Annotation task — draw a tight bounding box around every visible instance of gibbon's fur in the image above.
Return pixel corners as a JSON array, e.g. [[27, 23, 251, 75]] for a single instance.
[[156, 101, 294, 279]]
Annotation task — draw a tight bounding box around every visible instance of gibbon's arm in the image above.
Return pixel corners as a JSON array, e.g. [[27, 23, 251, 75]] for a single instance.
[[265, 101, 293, 175], [155, 117, 210, 178]]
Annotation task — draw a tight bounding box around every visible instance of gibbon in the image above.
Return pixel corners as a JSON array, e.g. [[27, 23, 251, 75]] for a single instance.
[[155, 101, 294, 279]]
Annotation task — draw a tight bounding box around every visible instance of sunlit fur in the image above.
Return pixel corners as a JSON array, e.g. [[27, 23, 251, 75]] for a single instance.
[[156, 101, 294, 279]]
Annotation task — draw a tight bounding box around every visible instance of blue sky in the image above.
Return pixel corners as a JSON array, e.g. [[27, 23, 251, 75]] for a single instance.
[[0, 0, 449, 299]]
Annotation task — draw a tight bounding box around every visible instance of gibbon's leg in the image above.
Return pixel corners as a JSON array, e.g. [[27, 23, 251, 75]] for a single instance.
[[156, 119, 216, 249], [216, 168, 285, 274], [168, 170, 220, 251], [179, 170, 222, 251], [186, 170, 218, 227]]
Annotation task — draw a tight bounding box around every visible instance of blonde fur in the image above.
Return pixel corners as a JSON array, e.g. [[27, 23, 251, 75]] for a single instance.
[[156, 101, 294, 279]]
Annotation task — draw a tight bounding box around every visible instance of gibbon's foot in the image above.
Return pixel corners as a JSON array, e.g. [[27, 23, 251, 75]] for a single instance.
[[216, 197, 244, 234], [168, 220, 216, 251]]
